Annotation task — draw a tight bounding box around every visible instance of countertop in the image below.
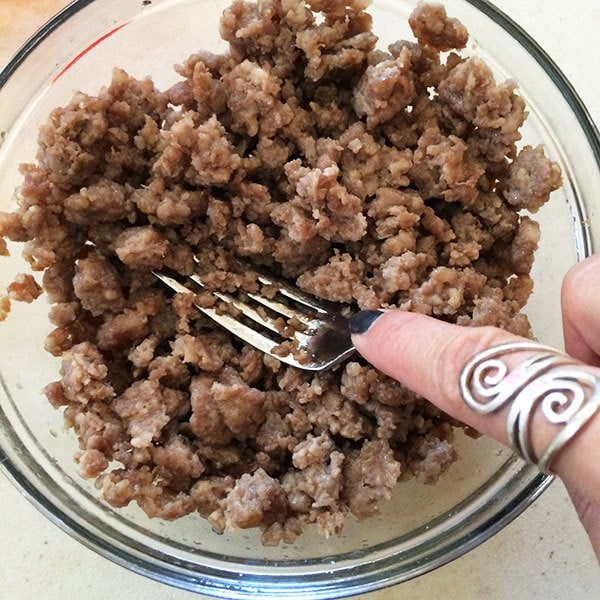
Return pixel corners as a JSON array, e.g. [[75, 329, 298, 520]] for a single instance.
[[0, 1, 598, 598]]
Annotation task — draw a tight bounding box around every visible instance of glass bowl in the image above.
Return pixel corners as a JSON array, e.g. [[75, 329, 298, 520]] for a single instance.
[[0, 1, 598, 598]]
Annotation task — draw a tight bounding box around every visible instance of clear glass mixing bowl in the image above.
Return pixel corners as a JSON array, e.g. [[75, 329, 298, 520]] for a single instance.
[[0, 1, 598, 598]]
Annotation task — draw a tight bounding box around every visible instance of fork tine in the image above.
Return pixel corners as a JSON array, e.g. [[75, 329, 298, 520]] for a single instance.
[[187, 273, 284, 335], [192, 307, 315, 370], [205, 310, 280, 357], [257, 273, 329, 315], [246, 291, 315, 325], [189, 266, 319, 326], [153, 269, 307, 364], [191, 255, 327, 316]]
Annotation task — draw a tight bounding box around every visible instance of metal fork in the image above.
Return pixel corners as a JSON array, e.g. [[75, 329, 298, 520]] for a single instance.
[[152, 259, 355, 371]]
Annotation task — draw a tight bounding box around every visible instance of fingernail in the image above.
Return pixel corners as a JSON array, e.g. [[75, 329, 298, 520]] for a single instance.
[[349, 309, 384, 335]]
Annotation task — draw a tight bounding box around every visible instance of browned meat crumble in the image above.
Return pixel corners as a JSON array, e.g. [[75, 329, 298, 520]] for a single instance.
[[0, 0, 561, 545]]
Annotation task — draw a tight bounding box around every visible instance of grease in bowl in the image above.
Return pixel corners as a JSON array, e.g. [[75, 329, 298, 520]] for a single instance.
[[0, 0, 561, 549]]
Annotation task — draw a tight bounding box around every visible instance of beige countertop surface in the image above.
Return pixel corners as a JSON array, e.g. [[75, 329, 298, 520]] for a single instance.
[[0, 1, 598, 598]]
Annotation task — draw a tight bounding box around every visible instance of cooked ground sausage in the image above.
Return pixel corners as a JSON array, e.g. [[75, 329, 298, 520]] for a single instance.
[[0, 1, 561, 544]]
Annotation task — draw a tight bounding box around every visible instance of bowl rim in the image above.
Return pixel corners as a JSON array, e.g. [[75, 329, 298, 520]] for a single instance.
[[0, 0, 598, 597]]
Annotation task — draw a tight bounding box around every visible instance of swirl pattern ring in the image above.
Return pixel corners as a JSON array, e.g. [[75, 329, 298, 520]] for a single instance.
[[459, 342, 600, 473]]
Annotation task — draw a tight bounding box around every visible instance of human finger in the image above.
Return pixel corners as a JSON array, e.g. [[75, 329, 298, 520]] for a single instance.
[[349, 310, 600, 503], [566, 486, 600, 560], [562, 253, 600, 367]]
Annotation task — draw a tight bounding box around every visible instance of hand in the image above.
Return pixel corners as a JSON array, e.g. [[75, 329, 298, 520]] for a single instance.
[[349, 254, 600, 559]]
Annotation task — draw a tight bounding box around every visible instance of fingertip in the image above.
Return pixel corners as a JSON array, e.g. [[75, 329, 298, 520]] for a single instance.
[[561, 254, 600, 365], [348, 309, 384, 335]]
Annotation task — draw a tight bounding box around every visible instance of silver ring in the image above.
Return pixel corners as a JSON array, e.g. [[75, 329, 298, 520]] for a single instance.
[[459, 341, 600, 473]]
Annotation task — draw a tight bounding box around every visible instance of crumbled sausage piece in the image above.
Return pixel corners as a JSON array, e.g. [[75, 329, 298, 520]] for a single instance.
[[58, 341, 115, 405], [151, 435, 205, 489], [97, 309, 150, 352], [410, 127, 484, 205], [353, 47, 416, 128], [112, 380, 170, 448], [77, 449, 110, 479], [296, 253, 365, 302], [408, 266, 487, 316], [189, 375, 233, 446], [211, 379, 266, 439], [342, 440, 402, 519], [501, 145, 563, 212], [222, 468, 290, 531], [114, 226, 170, 270], [63, 179, 133, 225], [0, 296, 11, 322], [409, 2, 469, 51], [7, 273, 42, 303], [438, 57, 526, 131], [171, 333, 224, 372], [407, 427, 456, 484], [0, 210, 28, 242], [73, 252, 125, 316], [190, 476, 235, 517], [223, 60, 294, 137]]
